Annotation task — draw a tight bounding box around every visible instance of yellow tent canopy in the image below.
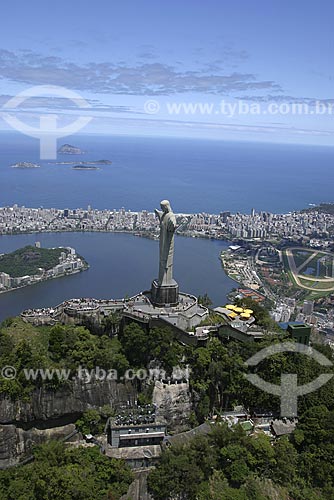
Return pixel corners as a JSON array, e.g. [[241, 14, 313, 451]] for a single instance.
[[240, 313, 251, 319], [234, 307, 244, 313], [243, 309, 254, 315], [225, 304, 236, 310], [228, 311, 238, 318]]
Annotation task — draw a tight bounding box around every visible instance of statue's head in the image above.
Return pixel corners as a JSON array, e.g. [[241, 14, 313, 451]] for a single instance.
[[160, 200, 171, 213]]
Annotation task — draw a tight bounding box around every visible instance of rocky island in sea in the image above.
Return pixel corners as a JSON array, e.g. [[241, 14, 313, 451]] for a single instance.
[[10, 162, 41, 169], [57, 143, 84, 155]]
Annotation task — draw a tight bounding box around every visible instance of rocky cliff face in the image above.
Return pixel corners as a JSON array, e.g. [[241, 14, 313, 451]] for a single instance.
[[0, 379, 136, 468], [1, 379, 193, 468], [121, 470, 153, 500], [153, 381, 192, 432], [0, 423, 79, 468], [0, 379, 136, 425]]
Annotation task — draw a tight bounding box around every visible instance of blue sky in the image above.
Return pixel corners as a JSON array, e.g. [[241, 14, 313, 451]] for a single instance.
[[0, 0, 333, 144]]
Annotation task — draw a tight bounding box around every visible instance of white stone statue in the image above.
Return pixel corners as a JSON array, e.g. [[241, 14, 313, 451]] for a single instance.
[[154, 200, 177, 286]]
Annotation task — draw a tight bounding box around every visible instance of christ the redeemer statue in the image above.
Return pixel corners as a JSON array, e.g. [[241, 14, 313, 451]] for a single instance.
[[151, 199, 179, 306], [155, 200, 177, 286]]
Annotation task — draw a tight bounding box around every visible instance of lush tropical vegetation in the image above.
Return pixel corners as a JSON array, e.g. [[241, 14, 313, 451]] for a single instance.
[[0, 245, 74, 277], [0, 317, 129, 398], [0, 441, 133, 500], [148, 408, 334, 500], [1, 314, 334, 499]]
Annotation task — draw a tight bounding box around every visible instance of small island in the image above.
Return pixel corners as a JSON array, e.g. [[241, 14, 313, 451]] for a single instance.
[[91, 159, 112, 165], [72, 165, 100, 170], [58, 144, 84, 155], [49, 159, 112, 165], [11, 162, 41, 169], [0, 244, 89, 293]]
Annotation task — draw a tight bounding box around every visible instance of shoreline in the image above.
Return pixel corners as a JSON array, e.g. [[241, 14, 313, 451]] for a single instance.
[[0, 267, 89, 296], [0, 228, 231, 244]]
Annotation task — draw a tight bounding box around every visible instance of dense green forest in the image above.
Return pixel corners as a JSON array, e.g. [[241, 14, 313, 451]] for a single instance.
[[0, 245, 71, 277], [148, 407, 334, 500], [0, 441, 133, 500], [1, 315, 333, 416], [0, 317, 183, 398], [0, 317, 130, 397], [1, 312, 334, 499]]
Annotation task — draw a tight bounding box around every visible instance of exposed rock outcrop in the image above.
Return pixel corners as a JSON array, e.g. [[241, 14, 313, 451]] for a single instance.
[[0, 379, 136, 468], [0, 379, 136, 425], [153, 381, 192, 431], [121, 469, 153, 500], [0, 423, 78, 468]]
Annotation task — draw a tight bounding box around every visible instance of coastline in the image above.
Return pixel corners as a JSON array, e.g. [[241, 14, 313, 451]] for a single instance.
[[0, 266, 89, 296], [0, 228, 230, 243], [0, 228, 159, 239]]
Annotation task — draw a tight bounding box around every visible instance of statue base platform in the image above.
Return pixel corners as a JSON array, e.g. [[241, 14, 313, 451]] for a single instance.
[[150, 279, 179, 307]]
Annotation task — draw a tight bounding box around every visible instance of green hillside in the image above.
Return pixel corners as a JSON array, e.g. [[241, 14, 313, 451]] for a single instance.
[[0, 245, 69, 277]]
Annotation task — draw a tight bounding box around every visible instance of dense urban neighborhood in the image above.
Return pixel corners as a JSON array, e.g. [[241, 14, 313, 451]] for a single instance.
[[0, 204, 333, 246]]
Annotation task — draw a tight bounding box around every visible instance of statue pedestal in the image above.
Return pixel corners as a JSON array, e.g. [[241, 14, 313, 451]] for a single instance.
[[151, 279, 179, 307]]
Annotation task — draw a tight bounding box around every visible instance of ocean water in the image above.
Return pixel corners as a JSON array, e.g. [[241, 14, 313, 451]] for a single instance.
[[1, 131, 333, 214]]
